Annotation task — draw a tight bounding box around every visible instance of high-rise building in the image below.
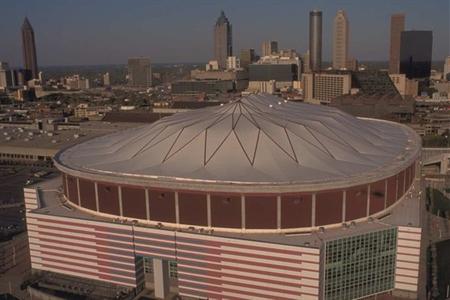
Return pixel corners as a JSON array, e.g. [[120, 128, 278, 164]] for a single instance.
[[21, 18, 39, 80], [303, 51, 311, 73], [399, 31, 433, 79], [103, 72, 111, 86], [261, 41, 278, 57], [444, 56, 450, 80], [239, 49, 256, 69], [214, 11, 232, 69], [0, 62, 12, 89], [333, 10, 349, 70], [302, 73, 351, 104], [309, 10, 322, 72], [226, 56, 240, 70], [389, 14, 405, 74], [279, 49, 297, 59], [127, 58, 152, 88], [389, 74, 419, 97]]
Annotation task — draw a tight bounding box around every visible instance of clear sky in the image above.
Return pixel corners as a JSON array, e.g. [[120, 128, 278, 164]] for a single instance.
[[0, 0, 448, 67]]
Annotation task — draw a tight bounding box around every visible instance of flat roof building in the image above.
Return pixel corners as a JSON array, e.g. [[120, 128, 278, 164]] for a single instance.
[[302, 72, 351, 104], [399, 31, 433, 79], [389, 14, 405, 74], [261, 41, 278, 57], [309, 10, 322, 72], [127, 57, 152, 88]]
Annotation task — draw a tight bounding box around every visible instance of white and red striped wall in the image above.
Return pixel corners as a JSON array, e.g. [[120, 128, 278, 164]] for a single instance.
[[25, 188, 420, 299], [26, 207, 320, 299], [394, 226, 421, 293]]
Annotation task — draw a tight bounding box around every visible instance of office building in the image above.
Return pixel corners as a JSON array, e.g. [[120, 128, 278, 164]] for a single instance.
[[191, 68, 248, 91], [171, 80, 233, 96], [389, 14, 405, 74], [302, 73, 351, 103], [103, 72, 111, 86], [309, 10, 322, 71], [261, 41, 278, 57], [226, 56, 240, 70], [331, 93, 415, 122], [352, 70, 400, 95], [205, 60, 219, 71], [444, 56, 450, 80], [25, 94, 423, 299], [239, 49, 256, 70], [389, 74, 419, 97], [214, 11, 232, 69], [248, 56, 302, 92], [128, 58, 152, 88], [65, 75, 90, 90], [333, 10, 349, 70], [303, 51, 311, 73], [279, 49, 297, 59], [249, 64, 298, 82], [21, 18, 39, 80], [399, 31, 433, 79], [0, 62, 12, 89]]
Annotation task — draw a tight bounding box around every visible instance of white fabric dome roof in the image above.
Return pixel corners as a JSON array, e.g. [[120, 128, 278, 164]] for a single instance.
[[57, 94, 415, 184]]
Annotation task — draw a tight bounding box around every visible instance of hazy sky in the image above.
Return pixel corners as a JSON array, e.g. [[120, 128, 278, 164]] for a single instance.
[[1, 0, 448, 67]]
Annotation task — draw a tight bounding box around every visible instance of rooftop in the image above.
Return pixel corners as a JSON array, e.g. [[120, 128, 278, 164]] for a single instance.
[[56, 94, 420, 187]]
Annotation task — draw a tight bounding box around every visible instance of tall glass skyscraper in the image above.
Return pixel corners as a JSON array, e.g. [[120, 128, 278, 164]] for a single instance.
[[214, 11, 232, 70], [399, 30, 433, 79], [21, 18, 39, 80], [309, 10, 322, 72]]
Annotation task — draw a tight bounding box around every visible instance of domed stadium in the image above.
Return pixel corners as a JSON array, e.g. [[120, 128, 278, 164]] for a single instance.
[[54, 94, 420, 231], [25, 94, 424, 300]]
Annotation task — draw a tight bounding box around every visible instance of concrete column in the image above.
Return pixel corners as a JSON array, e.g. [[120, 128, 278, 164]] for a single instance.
[[342, 191, 346, 222], [276, 195, 281, 229], [175, 192, 180, 224], [366, 185, 371, 216], [94, 182, 99, 212], [153, 258, 169, 299], [395, 174, 399, 201], [241, 195, 246, 230], [76, 178, 81, 206], [384, 179, 388, 209], [207, 194, 211, 227], [311, 193, 316, 227], [145, 189, 150, 220], [403, 170, 406, 194], [118, 186, 123, 217], [64, 174, 70, 199]]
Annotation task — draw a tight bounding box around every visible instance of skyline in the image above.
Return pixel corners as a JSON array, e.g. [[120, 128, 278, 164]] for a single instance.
[[0, 0, 448, 67]]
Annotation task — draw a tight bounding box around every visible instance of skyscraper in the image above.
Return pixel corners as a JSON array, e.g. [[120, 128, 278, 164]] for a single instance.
[[261, 41, 278, 57], [21, 17, 39, 80], [333, 10, 349, 70], [127, 58, 152, 88], [0, 62, 12, 88], [239, 49, 256, 69], [399, 31, 433, 79], [389, 14, 405, 74], [309, 10, 322, 72], [214, 11, 232, 69], [444, 56, 450, 80]]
